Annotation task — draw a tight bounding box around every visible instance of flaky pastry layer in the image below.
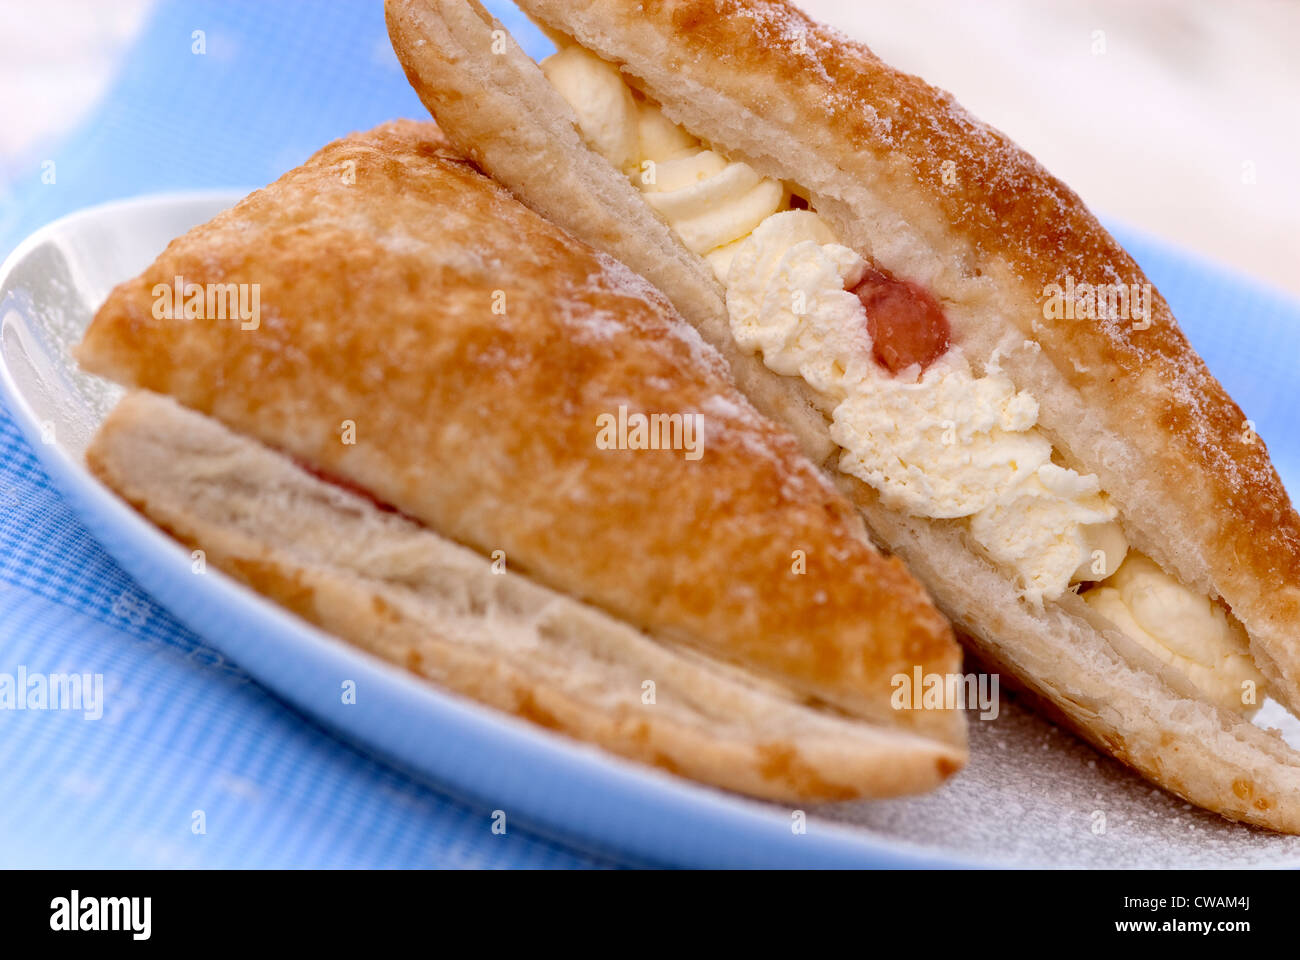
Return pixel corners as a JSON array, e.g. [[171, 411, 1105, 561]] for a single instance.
[[384, 0, 1300, 830], [77, 119, 964, 757], [87, 390, 962, 801]]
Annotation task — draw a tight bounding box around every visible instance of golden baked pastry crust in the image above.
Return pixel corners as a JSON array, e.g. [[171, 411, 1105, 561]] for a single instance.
[[382, 0, 1300, 829], [87, 390, 964, 802], [77, 120, 964, 748], [505, 0, 1300, 704]]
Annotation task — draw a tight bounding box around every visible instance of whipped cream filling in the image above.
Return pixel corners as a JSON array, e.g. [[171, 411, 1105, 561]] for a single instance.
[[541, 43, 1264, 709], [1085, 553, 1265, 713], [542, 45, 784, 280], [727, 211, 1125, 603]]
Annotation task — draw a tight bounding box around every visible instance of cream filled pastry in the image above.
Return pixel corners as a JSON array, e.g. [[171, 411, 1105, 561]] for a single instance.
[[77, 120, 968, 805], [543, 46, 1138, 605], [388, 0, 1300, 833], [722, 210, 1126, 603]]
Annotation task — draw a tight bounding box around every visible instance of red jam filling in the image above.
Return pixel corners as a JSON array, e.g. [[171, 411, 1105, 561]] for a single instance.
[[850, 267, 951, 374], [292, 457, 402, 516]]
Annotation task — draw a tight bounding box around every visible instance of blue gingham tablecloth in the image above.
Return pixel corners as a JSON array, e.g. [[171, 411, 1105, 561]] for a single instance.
[[0, 0, 621, 869]]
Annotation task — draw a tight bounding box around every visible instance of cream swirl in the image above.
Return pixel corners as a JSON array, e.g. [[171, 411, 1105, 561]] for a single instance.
[[727, 212, 1129, 603], [1085, 553, 1267, 712], [542, 45, 783, 280], [539, 41, 1261, 697]]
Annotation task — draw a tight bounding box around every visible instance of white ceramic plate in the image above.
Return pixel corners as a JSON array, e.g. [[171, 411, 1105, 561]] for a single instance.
[[4, 192, 1299, 867]]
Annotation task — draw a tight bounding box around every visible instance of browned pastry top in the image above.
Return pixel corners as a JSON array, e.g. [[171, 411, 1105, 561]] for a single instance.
[[514, 0, 1300, 693], [77, 119, 964, 744]]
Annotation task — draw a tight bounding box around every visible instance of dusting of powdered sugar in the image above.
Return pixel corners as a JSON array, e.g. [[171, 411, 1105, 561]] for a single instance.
[[580, 251, 734, 377], [516, 0, 1299, 867], [810, 680, 1300, 867], [553, 250, 846, 505]]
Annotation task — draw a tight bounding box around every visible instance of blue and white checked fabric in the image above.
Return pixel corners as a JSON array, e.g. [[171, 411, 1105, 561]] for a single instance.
[[0, 0, 625, 869], [0, 374, 618, 868]]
